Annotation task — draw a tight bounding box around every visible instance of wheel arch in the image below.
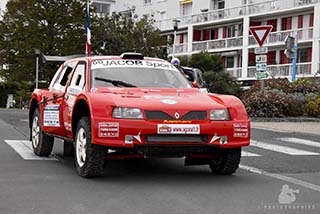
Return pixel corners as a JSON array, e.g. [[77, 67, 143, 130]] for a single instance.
[[29, 98, 39, 129], [72, 99, 91, 140]]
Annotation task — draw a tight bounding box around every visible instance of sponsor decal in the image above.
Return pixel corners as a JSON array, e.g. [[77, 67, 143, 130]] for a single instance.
[[161, 99, 177, 105], [91, 60, 177, 70], [157, 124, 200, 134], [43, 105, 60, 127], [233, 122, 248, 138], [98, 122, 119, 137]]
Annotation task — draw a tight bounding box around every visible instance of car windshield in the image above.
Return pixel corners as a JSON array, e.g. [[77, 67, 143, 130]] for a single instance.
[[91, 60, 192, 88]]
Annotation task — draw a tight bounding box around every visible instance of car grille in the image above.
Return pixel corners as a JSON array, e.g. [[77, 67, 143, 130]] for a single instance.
[[145, 135, 208, 143], [144, 111, 207, 120]]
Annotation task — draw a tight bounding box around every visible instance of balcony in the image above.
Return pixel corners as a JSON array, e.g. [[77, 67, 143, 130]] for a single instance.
[[155, 0, 319, 31], [249, 28, 313, 46], [167, 43, 188, 55], [248, 62, 312, 78], [192, 37, 243, 53], [226, 68, 242, 78]]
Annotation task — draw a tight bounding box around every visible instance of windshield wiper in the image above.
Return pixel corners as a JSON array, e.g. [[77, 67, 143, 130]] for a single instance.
[[95, 77, 137, 88]]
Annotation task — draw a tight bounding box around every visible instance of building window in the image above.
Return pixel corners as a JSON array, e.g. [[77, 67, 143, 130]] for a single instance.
[[180, 2, 192, 16], [144, 0, 152, 4], [281, 17, 292, 31], [211, 0, 225, 10], [297, 48, 309, 63], [226, 56, 234, 68], [93, 2, 110, 15], [227, 26, 236, 38]]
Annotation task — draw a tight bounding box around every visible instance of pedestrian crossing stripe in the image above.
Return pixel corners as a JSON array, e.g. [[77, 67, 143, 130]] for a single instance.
[[4, 140, 58, 160], [241, 151, 261, 157], [3, 138, 320, 160], [277, 137, 320, 148], [250, 140, 320, 156]]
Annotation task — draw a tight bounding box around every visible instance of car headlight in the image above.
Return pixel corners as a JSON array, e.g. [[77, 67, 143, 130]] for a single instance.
[[210, 109, 230, 120], [112, 107, 143, 119]]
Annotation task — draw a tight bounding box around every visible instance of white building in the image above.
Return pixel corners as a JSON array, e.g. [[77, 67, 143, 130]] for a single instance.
[[111, 0, 320, 80]]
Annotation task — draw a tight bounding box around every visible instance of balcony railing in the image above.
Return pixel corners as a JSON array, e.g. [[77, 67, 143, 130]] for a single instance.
[[167, 43, 188, 55], [192, 37, 243, 52], [155, 0, 319, 31], [249, 28, 313, 46], [248, 62, 312, 78], [226, 68, 242, 78]]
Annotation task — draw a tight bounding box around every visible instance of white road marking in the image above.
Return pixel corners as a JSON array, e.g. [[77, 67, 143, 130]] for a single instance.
[[241, 151, 261, 157], [251, 140, 320, 155], [4, 140, 58, 160], [240, 164, 320, 192], [252, 126, 292, 133], [278, 137, 320, 148]]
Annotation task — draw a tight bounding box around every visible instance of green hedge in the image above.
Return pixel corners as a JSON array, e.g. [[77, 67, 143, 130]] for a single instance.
[[241, 78, 320, 118]]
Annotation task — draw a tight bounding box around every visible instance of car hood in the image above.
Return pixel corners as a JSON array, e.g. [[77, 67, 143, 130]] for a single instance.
[[91, 87, 226, 111]]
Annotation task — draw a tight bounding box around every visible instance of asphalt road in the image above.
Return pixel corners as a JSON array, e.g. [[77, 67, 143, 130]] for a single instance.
[[0, 108, 319, 214]]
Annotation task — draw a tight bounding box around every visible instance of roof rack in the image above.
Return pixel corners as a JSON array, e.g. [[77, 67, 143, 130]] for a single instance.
[[120, 52, 144, 60]]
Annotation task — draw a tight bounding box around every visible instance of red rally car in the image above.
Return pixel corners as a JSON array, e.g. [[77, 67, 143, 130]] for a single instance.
[[29, 53, 250, 178]]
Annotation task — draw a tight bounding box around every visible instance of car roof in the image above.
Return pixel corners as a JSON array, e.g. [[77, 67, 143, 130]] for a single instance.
[[67, 55, 168, 63]]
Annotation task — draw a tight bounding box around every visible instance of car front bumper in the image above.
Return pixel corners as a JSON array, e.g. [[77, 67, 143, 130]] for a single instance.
[[91, 117, 250, 150]]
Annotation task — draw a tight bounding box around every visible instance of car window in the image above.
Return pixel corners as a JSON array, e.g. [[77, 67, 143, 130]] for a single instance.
[[91, 60, 191, 89], [69, 62, 86, 90], [52, 62, 76, 92]]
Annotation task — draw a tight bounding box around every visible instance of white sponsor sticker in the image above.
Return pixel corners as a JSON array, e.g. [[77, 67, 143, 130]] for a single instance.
[[91, 60, 177, 70], [233, 122, 248, 138], [157, 124, 200, 134], [44, 105, 60, 127], [98, 122, 119, 137], [161, 99, 177, 105]]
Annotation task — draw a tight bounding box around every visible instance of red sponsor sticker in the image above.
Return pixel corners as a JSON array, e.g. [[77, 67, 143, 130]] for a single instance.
[[98, 122, 119, 137], [233, 122, 248, 138]]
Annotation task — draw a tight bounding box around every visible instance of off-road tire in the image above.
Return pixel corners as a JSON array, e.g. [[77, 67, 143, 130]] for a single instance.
[[31, 108, 54, 157], [74, 117, 105, 178], [209, 148, 241, 175]]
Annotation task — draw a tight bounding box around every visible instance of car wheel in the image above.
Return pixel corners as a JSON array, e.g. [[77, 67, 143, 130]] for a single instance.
[[74, 117, 105, 178], [31, 108, 54, 157], [209, 148, 241, 175]]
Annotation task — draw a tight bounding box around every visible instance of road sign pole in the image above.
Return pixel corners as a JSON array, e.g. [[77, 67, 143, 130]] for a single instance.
[[260, 79, 264, 95], [250, 25, 273, 95], [292, 33, 298, 81]]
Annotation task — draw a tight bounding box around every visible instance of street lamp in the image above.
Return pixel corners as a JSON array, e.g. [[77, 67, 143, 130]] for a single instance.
[[172, 19, 180, 57], [34, 49, 41, 89]]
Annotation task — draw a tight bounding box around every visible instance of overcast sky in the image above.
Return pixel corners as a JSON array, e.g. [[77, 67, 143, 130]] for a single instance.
[[0, 0, 8, 12]]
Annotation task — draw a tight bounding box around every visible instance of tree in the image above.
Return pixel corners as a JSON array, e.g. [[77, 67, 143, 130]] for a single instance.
[[0, 0, 87, 83], [189, 52, 241, 96], [0, 2, 165, 85], [91, 12, 164, 57]]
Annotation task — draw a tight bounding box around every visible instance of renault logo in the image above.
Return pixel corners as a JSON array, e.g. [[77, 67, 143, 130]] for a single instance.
[[174, 112, 180, 119]]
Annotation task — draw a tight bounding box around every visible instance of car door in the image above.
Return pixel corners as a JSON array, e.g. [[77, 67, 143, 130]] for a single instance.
[[63, 61, 87, 138], [41, 62, 75, 137]]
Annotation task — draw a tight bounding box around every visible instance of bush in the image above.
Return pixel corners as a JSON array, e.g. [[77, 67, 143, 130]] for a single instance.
[[241, 78, 320, 118], [305, 95, 320, 118], [242, 90, 289, 117]]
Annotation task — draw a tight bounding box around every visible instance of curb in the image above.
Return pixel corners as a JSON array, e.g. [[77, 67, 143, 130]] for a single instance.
[[250, 117, 320, 122]]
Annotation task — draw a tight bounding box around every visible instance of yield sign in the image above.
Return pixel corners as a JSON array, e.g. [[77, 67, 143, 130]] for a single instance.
[[249, 25, 273, 46]]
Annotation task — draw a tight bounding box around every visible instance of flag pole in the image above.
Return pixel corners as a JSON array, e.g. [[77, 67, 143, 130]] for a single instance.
[[85, 0, 91, 56]]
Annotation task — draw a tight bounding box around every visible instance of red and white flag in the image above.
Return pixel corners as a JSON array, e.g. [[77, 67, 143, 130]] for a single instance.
[[85, 0, 91, 55]]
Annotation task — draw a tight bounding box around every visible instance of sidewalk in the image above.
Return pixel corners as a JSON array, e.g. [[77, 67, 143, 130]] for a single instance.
[[251, 121, 320, 135]]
